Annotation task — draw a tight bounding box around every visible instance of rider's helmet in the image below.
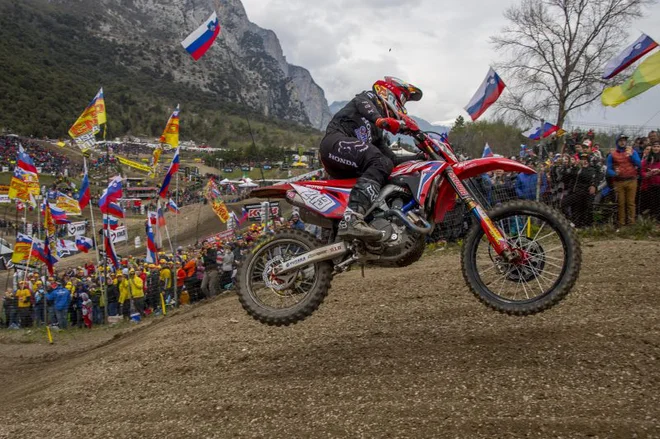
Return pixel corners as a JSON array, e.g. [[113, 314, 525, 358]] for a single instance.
[[372, 76, 423, 117]]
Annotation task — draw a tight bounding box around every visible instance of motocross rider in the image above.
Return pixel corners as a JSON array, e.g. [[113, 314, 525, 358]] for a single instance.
[[319, 76, 423, 241]]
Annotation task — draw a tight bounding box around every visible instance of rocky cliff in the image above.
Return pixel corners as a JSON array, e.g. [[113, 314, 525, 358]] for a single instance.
[[53, 0, 332, 129]]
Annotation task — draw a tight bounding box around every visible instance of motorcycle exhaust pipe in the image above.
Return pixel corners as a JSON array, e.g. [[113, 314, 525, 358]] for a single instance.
[[274, 241, 349, 275], [384, 209, 433, 234]]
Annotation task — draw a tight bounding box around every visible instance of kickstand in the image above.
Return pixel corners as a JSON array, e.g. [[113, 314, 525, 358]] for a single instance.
[[360, 264, 365, 278]]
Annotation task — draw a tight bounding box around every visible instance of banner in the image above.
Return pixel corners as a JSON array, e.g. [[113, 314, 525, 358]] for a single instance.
[[245, 202, 280, 222], [116, 155, 153, 173], [205, 229, 235, 244], [56, 239, 78, 257], [67, 221, 87, 237], [0, 195, 9, 204], [56, 193, 82, 215], [109, 225, 127, 243]]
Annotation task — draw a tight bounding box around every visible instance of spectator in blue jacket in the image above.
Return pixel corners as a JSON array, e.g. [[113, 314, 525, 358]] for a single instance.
[[45, 285, 71, 329], [289, 212, 306, 231], [515, 162, 548, 200]]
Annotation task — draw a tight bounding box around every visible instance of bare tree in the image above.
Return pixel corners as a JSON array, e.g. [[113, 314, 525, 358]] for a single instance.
[[492, 0, 656, 128]]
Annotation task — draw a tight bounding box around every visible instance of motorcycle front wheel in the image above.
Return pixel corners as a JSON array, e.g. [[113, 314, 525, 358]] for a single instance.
[[461, 200, 581, 315]]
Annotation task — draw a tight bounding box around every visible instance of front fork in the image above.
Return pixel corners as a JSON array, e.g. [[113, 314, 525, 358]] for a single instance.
[[444, 168, 517, 261]]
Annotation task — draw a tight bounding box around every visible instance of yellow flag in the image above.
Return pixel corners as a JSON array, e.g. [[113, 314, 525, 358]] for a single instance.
[[8, 168, 38, 205], [69, 88, 105, 138], [43, 203, 56, 236], [211, 200, 230, 223], [602, 51, 660, 107], [12, 235, 33, 264], [150, 146, 163, 177], [56, 193, 82, 216], [159, 105, 180, 149]]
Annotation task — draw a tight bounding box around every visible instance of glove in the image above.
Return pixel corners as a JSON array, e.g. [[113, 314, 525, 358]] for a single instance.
[[401, 115, 420, 132], [376, 118, 403, 135]]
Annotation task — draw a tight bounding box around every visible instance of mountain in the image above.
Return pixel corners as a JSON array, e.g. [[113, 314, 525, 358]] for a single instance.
[[0, 0, 332, 141], [328, 101, 449, 139]]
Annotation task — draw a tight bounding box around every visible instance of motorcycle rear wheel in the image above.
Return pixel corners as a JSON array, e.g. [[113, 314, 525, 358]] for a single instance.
[[236, 229, 333, 326], [461, 200, 581, 315]]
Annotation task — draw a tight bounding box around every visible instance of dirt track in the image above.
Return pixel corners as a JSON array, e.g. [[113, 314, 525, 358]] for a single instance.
[[0, 240, 659, 438]]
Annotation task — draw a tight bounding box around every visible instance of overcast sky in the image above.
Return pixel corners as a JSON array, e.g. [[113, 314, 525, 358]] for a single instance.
[[241, 0, 660, 129]]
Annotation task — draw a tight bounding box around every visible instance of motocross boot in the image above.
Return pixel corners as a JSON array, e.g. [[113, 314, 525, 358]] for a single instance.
[[338, 179, 384, 242]]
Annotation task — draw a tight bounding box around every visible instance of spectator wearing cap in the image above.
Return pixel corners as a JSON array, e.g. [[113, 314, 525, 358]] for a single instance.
[[289, 212, 305, 231], [106, 274, 120, 317], [220, 244, 235, 290], [15, 281, 32, 328], [641, 140, 660, 221], [128, 269, 145, 316], [606, 134, 641, 227], [117, 273, 131, 319], [33, 280, 45, 326]]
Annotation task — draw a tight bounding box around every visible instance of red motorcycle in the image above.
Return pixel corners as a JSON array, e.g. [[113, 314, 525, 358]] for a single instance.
[[237, 117, 581, 326]]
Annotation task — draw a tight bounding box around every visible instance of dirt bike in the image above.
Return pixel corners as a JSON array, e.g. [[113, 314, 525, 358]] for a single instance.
[[236, 116, 581, 326]]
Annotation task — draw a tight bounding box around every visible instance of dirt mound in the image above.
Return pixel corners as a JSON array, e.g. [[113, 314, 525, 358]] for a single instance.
[[0, 240, 659, 438]]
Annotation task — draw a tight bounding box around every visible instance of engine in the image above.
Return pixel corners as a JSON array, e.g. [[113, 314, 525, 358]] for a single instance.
[[367, 197, 426, 267]]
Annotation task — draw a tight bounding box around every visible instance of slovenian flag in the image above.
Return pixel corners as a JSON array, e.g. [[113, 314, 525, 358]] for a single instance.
[[78, 171, 91, 210], [464, 68, 506, 121], [99, 176, 123, 211], [240, 207, 248, 225], [603, 33, 658, 79], [104, 201, 124, 219], [76, 236, 93, 253], [159, 147, 180, 198], [181, 11, 221, 61], [482, 143, 494, 158], [167, 198, 180, 214], [17, 145, 38, 174], [103, 216, 119, 230], [50, 204, 70, 224], [522, 122, 560, 140], [104, 230, 119, 269], [32, 237, 58, 275], [145, 220, 158, 264]]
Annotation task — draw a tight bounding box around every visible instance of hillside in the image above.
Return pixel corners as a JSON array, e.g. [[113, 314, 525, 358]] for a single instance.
[[0, 0, 329, 145]]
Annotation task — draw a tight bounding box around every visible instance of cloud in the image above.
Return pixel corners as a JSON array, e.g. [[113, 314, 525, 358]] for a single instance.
[[242, 0, 660, 127]]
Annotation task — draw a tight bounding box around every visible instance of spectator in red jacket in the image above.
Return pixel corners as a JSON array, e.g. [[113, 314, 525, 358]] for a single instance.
[[641, 140, 660, 220]]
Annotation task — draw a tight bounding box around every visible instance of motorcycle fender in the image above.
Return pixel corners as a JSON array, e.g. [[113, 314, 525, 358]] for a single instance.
[[432, 158, 535, 223], [453, 157, 536, 180]]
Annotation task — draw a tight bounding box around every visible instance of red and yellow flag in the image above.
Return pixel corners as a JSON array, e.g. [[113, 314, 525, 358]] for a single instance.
[[159, 105, 180, 149]]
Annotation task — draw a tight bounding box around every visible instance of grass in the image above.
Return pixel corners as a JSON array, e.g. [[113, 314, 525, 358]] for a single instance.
[[578, 216, 660, 241]]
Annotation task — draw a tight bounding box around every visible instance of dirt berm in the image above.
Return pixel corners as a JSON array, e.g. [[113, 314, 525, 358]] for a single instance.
[[0, 240, 659, 438]]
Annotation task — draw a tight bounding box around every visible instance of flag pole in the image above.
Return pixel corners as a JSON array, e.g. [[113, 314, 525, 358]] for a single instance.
[[174, 173, 180, 308], [84, 157, 106, 323]]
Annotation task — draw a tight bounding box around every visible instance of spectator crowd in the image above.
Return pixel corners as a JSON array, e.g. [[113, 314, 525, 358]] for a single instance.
[[2, 215, 308, 330], [472, 130, 660, 230], [0, 135, 80, 176]]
